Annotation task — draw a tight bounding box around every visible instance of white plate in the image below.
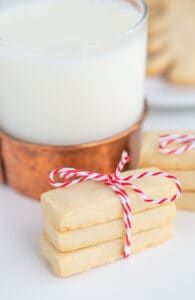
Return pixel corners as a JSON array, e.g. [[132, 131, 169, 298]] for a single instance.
[[146, 78, 195, 108]]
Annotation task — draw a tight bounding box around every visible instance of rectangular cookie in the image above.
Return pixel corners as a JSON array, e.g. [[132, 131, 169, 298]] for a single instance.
[[139, 131, 195, 170], [43, 203, 176, 252], [41, 223, 174, 277], [168, 171, 195, 192], [176, 192, 195, 211], [41, 168, 178, 231]]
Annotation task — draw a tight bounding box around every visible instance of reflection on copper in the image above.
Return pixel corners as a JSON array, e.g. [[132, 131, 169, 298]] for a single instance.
[[0, 103, 147, 199]]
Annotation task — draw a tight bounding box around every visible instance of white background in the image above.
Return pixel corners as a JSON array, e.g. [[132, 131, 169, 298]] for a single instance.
[[0, 104, 195, 300]]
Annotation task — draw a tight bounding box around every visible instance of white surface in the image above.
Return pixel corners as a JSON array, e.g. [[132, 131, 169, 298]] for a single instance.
[[1, 107, 195, 300], [0, 0, 146, 145], [145, 107, 195, 131], [146, 78, 195, 108]]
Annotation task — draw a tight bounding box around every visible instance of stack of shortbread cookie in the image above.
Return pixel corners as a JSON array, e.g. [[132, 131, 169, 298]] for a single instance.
[[146, 0, 195, 85], [139, 132, 195, 211], [41, 169, 176, 277]]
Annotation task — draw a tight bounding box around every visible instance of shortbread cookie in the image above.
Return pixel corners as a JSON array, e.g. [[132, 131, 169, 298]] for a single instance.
[[166, 57, 195, 86], [41, 223, 173, 277], [146, 0, 172, 76], [165, 0, 195, 85], [147, 0, 195, 85], [169, 171, 195, 192], [148, 34, 168, 55], [148, 14, 168, 37], [139, 131, 195, 171], [146, 0, 169, 8], [147, 50, 171, 76], [41, 169, 178, 231], [147, 0, 169, 37], [176, 193, 195, 211], [43, 203, 176, 252]]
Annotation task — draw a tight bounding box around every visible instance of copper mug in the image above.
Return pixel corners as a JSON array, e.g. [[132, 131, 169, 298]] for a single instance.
[[0, 103, 147, 199]]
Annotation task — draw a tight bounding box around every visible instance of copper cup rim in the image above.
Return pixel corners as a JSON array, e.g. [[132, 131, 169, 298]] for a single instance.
[[0, 101, 148, 152]]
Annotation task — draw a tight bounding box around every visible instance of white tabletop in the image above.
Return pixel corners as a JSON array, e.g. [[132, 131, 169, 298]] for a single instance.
[[1, 106, 195, 300]]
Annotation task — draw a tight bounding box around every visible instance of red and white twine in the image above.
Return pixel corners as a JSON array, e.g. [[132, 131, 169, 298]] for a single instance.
[[160, 133, 195, 154], [49, 151, 181, 258]]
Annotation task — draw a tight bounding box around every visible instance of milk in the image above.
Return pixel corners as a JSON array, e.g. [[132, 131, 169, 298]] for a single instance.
[[0, 0, 147, 145]]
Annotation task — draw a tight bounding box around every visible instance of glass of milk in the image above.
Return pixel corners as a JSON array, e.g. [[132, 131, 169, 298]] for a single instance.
[[0, 0, 147, 145]]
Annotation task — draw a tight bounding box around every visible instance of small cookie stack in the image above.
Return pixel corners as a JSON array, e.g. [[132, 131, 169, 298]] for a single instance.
[[41, 169, 176, 277], [139, 132, 195, 211]]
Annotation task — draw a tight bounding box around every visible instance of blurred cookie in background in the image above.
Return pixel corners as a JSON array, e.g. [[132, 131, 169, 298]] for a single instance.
[[166, 0, 195, 85], [147, 0, 169, 37], [147, 47, 171, 76], [146, 0, 195, 86]]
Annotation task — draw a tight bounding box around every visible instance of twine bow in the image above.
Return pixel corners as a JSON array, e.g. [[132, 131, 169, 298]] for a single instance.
[[160, 133, 195, 154], [49, 151, 181, 258]]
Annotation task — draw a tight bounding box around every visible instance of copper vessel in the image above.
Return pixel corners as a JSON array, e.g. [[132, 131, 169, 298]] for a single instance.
[[0, 103, 147, 199]]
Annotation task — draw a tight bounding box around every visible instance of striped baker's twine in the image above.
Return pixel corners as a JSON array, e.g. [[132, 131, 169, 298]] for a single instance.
[[160, 133, 195, 154], [49, 151, 181, 258]]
